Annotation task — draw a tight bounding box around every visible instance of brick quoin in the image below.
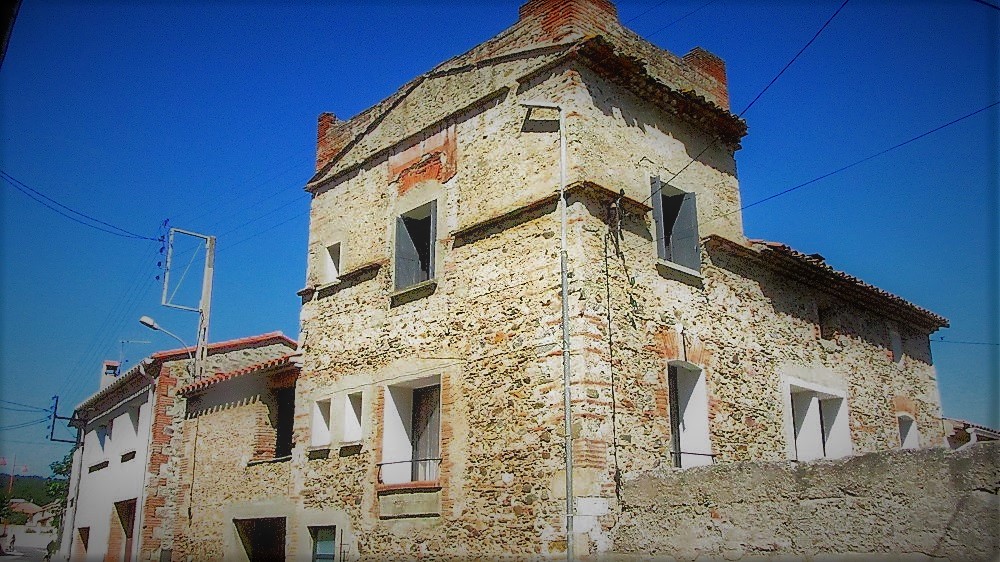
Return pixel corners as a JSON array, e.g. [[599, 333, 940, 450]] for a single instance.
[[139, 367, 179, 562]]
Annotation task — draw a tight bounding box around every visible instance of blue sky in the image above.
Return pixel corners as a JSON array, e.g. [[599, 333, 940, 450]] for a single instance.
[[1, 0, 996, 476]]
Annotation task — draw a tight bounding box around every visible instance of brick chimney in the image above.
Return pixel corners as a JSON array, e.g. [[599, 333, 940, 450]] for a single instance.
[[682, 47, 730, 109], [315, 112, 342, 171], [517, 0, 619, 41]]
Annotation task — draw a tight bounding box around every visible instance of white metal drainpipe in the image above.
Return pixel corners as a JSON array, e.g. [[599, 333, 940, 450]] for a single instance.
[[521, 99, 574, 561]]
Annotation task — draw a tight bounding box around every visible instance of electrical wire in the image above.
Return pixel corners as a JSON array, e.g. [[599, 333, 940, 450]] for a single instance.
[[622, 0, 672, 25], [646, 0, 851, 207], [935, 339, 999, 346], [0, 417, 50, 431], [643, 0, 723, 39], [0, 405, 51, 414], [0, 399, 51, 412], [970, 0, 999, 10], [733, 100, 999, 215], [1, 171, 158, 241], [612, 99, 999, 261]]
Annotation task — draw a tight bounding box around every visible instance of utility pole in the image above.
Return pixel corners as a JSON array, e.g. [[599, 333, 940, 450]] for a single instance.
[[161, 229, 215, 379], [193, 235, 215, 380], [48, 396, 76, 444]]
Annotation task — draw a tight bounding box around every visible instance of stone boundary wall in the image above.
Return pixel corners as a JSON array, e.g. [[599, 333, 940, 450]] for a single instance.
[[612, 442, 999, 561]]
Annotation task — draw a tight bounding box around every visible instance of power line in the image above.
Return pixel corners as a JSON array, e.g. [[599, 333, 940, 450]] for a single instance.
[[644, 0, 723, 39], [0, 417, 50, 431], [0, 405, 50, 414], [736, 100, 999, 214], [0, 171, 159, 241], [623, 0, 672, 25], [0, 399, 51, 412], [935, 338, 999, 346], [647, 0, 851, 207], [970, 0, 999, 10], [739, 0, 850, 118], [611, 99, 999, 261]]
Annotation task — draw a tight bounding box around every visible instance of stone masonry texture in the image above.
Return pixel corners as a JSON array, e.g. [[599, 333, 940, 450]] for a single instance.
[[155, 0, 969, 560], [613, 442, 1000, 561]]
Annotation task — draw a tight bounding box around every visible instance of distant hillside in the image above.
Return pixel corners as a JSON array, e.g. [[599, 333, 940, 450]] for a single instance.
[[0, 474, 64, 505]]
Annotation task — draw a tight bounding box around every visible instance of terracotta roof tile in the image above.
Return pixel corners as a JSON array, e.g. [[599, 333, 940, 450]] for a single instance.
[[178, 353, 301, 396], [705, 235, 948, 331], [746, 238, 948, 328], [151, 331, 297, 362], [75, 332, 298, 414]]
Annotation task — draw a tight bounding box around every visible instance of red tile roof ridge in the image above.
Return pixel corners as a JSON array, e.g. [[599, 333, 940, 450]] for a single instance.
[[152, 331, 297, 361], [178, 352, 301, 396], [75, 332, 297, 414], [703, 235, 947, 330], [743, 237, 947, 328], [945, 417, 1000, 434]]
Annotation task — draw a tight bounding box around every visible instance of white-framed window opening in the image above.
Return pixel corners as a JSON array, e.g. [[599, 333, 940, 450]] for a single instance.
[[310, 526, 336, 562], [311, 399, 332, 448], [394, 201, 437, 290], [342, 392, 363, 444], [320, 242, 342, 285], [650, 176, 700, 273], [898, 414, 920, 449], [667, 363, 712, 468], [380, 376, 441, 484], [789, 384, 852, 461]]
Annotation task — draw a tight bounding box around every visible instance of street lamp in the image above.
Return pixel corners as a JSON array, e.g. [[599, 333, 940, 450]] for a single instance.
[[139, 316, 195, 374]]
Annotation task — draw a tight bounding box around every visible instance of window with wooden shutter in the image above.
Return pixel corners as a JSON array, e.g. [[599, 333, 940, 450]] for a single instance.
[[394, 201, 436, 290], [650, 176, 700, 273]]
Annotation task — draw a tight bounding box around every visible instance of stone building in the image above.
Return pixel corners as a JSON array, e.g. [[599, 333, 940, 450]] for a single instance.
[[287, 0, 950, 558], [168, 353, 302, 561], [60, 333, 296, 562]]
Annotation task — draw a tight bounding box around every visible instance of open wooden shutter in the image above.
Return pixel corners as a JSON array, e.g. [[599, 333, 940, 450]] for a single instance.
[[395, 215, 419, 290], [672, 192, 700, 272], [426, 200, 437, 280], [650, 176, 668, 260]]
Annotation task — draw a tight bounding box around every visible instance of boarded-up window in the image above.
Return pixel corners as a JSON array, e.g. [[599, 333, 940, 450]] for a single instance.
[[395, 201, 437, 290], [888, 324, 904, 363], [651, 177, 700, 272]]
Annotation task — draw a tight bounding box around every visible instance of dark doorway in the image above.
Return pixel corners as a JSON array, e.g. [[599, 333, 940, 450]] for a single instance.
[[234, 517, 286, 562]]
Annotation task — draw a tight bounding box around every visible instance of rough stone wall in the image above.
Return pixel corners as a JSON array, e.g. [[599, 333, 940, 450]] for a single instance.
[[170, 372, 294, 561], [140, 341, 296, 562], [295, 3, 947, 558], [298, 198, 575, 558], [612, 442, 1000, 561], [298, 49, 947, 559]]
